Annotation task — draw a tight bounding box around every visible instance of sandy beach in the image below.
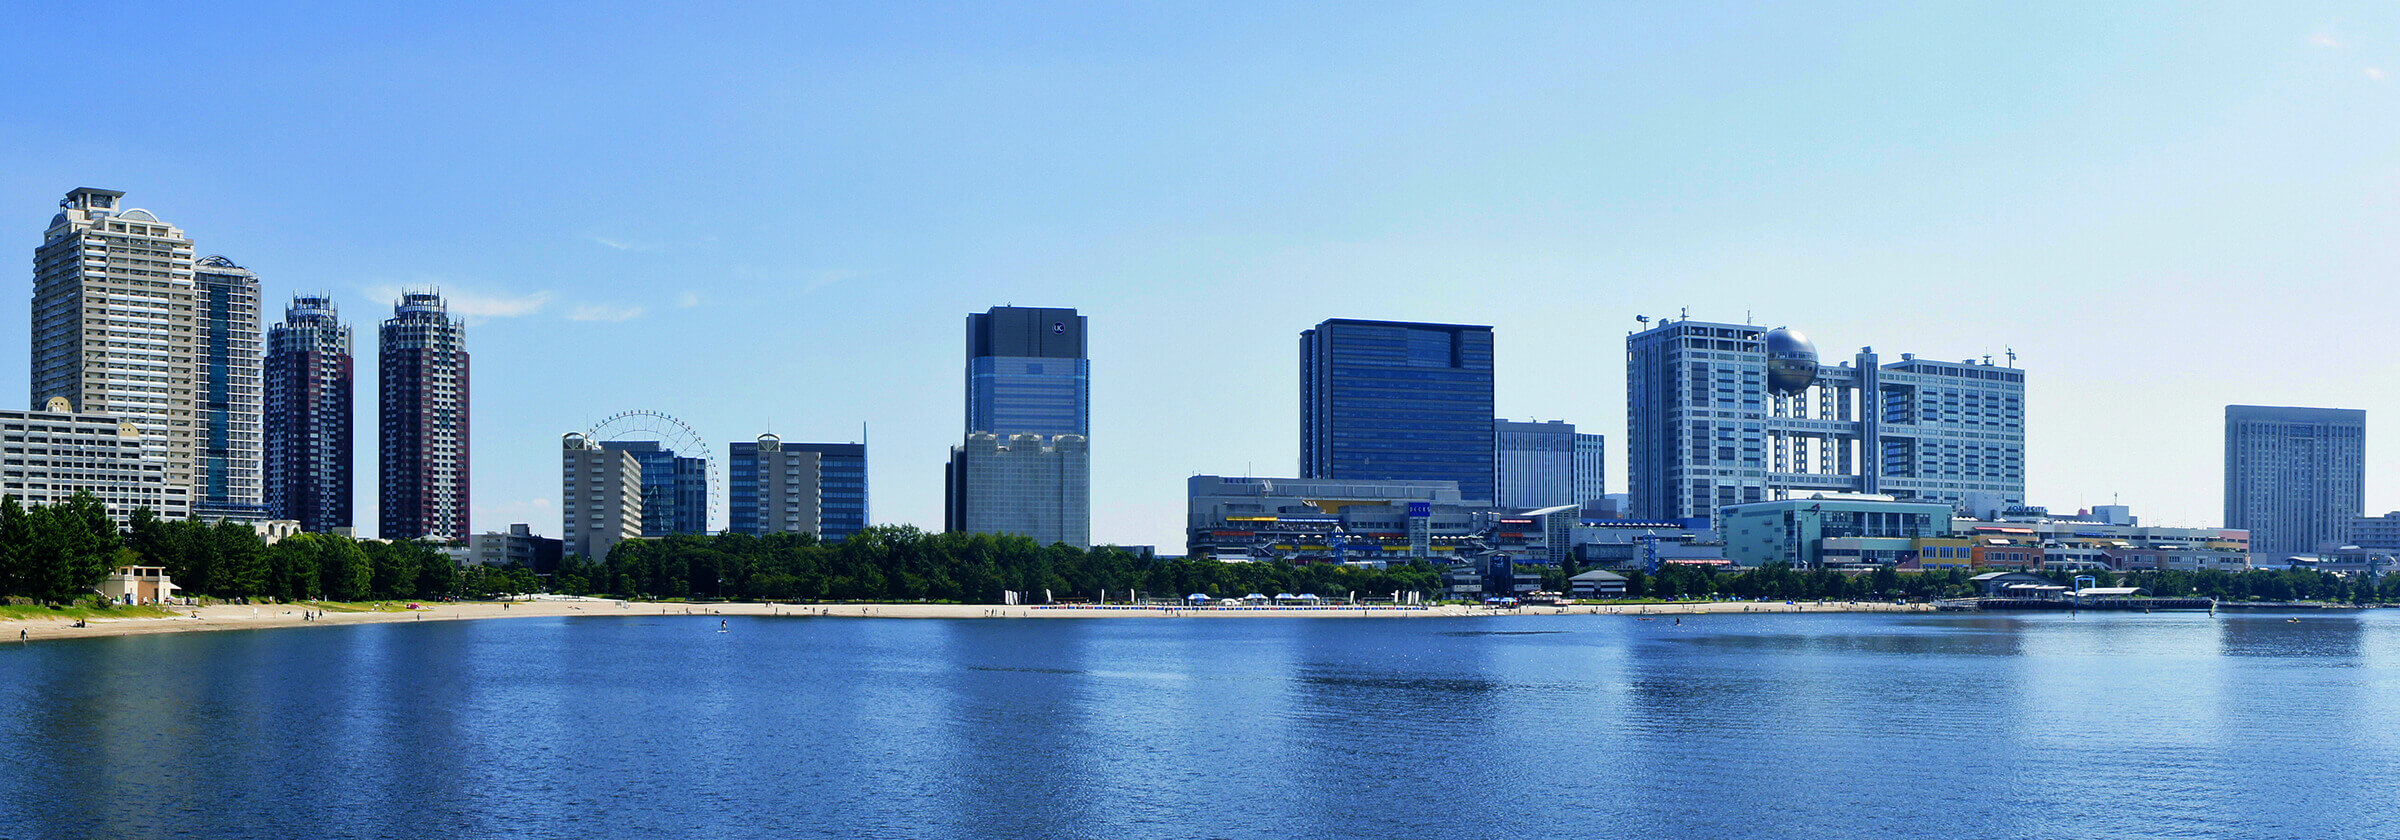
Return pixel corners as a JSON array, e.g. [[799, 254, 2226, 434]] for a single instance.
[[0, 597, 1934, 642]]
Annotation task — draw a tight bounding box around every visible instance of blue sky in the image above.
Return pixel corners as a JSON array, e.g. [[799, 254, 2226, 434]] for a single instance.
[[4, 2, 2398, 548]]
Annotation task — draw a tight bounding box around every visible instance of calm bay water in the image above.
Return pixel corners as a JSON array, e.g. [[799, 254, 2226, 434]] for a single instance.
[[5, 610, 2399, 839]]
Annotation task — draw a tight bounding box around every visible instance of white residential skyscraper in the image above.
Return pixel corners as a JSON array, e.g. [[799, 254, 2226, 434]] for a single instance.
[[32, 188, 198, 493]]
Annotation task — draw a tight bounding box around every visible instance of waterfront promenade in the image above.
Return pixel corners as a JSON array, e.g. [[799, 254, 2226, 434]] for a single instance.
[[0, 597, 1933, 642]]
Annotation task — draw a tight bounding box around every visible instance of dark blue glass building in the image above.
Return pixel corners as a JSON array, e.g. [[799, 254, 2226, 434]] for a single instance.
[[794, 442, 869, 541], [966, 306, 1088, 437], [599, 441, 708, 537], [1301, 319, 1496, 502]]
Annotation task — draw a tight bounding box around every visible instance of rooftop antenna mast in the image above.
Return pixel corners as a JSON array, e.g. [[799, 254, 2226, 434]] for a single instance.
[[2006, 347, 2018, 367]]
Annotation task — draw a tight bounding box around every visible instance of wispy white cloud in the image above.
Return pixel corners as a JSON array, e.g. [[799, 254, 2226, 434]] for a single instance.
[[2313, 33, 2342, 49], [676, 289, 702, 308], [360, 284, 555, 321], [567, 303, 646, 322], [451, 290, 557, 318], [589, 235, 637, 251], [804, 269, 861, 293], [2367, 67, 2389, 82]]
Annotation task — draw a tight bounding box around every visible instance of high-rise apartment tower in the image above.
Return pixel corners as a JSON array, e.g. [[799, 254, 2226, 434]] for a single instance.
[[265, 295, 353, 532], [192, 256, 264, 520], [379, 292, 469, 541], [31, 188, 198, 492]]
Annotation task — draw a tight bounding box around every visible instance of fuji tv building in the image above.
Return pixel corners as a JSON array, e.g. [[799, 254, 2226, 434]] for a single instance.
[[1626, 318, 2026, 527]]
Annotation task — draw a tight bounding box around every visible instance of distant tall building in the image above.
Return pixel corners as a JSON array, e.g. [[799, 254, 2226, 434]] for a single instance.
[[1494, 420, 1577, 510], [729, 435, 823, 538], [379, 292, 469, 541], [1573, 432, 1605, 513], [192, 256, 265, 521], [598, 440, 708, 537], [2224, 405, 2364, 557], [1301, 319, 1496, 502], [561, 433, 642, 561], [949, 306, 1090, 547], [946, 432, 1089, 547], [1627, 319, 2024, 525], [265, 296, 353, 532], [791, 442, 868, 541], [732, 437, 869, 541], [32, 188, 198, 494]]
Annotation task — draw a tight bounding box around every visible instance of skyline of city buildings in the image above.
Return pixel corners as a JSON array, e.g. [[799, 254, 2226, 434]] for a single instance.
[[948, 306, 1092, 548], [2225, 405, 2365, 558], [378, 291, 469, 541], [264, 295, 353, 533], [1626, 319, 2026, 527], [192, 255, 265, 521], [10, 186, 2391, 565], [1301, 319, 1497, 503]]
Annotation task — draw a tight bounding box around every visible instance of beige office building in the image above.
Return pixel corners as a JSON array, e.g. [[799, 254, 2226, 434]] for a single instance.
[[561, 433, 643, 561]]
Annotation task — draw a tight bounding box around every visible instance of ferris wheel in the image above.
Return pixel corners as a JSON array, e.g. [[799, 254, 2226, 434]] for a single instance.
[[587, 409, 719, 532]]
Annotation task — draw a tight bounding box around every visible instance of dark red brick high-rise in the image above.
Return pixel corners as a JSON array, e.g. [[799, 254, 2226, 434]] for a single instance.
[[379, 292, 469, 541]]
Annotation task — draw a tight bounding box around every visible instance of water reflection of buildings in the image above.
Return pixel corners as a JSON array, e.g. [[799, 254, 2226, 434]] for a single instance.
[[2217, 612, 2366, 660]]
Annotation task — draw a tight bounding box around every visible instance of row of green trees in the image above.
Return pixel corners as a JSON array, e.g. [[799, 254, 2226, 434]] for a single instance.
[[562, 529, 2400, 605], [0, 494, 124, 603], [9, 489, 2400, 607], [573, 527, 1449, 603], [0, 493, 510, 604]]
